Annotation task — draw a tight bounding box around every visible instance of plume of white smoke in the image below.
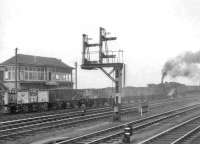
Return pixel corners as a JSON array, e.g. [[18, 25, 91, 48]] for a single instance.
[[161, 50, 200, 83]]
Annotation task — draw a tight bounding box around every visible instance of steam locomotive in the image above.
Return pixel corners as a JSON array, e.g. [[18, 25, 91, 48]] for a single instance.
[[0, 88, 113, 113]]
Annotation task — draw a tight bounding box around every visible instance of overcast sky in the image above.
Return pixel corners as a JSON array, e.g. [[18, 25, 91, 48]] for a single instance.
[[1, 0, 200, 88]]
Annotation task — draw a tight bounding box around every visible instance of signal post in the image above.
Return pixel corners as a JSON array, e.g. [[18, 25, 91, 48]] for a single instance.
[[81, 27, 125, 121]]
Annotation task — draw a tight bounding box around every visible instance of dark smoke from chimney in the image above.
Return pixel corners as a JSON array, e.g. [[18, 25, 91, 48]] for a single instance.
[[161, 71, 167, 83], [162, 50, 200, 82]]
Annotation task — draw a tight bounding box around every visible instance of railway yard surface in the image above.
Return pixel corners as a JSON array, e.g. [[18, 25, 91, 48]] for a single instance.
[[0, 93, 200, 144]]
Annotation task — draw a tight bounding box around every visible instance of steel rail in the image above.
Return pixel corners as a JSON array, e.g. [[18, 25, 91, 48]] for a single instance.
[[0, 97, 181, 125], [0, 97, 184, 127], [54, 104, 200, 144], [0, 99, 193, 141], [171, 124, 200, 144], [0, 106, 115, 130], [0, 106, 137, 139], [139, 113, 200, 144], [0, 99, 178, 132], [0, 106, 111, 125]]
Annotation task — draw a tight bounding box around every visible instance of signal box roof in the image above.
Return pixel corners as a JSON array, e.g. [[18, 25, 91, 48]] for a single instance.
[[0, 54, 73, 70]]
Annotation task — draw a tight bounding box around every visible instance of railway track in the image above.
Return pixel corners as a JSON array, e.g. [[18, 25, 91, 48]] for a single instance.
[[51, 104, 200, 144], [0, 105, 136, 140], [0, 99, 196, 142], [0, 99, 178, 140], [0, 97, 187, 126], [0, 105, 113, 122], [0, 97, 185, 123], [139, 112, 200, 144], [171, 122, 200, 144], [0, 106, 113, 129]]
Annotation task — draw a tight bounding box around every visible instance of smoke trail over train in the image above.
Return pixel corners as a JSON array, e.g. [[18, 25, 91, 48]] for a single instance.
[[161, 50, 200, 83]]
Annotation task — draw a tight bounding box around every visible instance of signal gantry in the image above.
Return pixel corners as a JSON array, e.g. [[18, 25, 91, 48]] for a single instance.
[[81, 27, 125, 121]]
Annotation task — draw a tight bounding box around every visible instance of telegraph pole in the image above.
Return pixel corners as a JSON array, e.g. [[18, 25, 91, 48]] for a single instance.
[[15, 48, 18, 90], [75, 62, 78, 89]]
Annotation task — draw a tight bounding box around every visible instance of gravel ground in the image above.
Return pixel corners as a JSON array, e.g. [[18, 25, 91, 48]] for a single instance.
[[1, 94, 200, 144], [131, 102, 200, 143], [127, 93, 200, 144], [0, 98, 172, 122], [190, 133, 200, 144], [0, 106, 109, 122], [0, 94, 193, 122]]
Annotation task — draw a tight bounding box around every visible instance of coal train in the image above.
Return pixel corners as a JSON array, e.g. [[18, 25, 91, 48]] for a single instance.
[[0, 88, 113, 113]]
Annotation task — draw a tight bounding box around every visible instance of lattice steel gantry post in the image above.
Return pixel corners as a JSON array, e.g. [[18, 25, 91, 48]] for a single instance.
[[81, 27, 125, 122]]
